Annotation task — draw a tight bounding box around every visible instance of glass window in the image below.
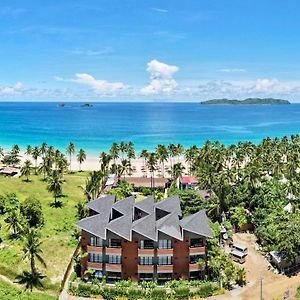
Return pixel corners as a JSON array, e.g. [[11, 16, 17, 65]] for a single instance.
[[158, 256, 172, 265], [89, 253, 102, 263], [190, 254, 204, 264], [158, 239, 172, 249], [108, 255, 122, 264], [93, 270, 103, 278], [90, 236, 103, 247], [139, 273, 153, 281], [140, 240, 154, 249], [158, 273, 172, 280], [109, 239, 121, 248], [139, 256, 153, 265], [190, 238, 204, 248]]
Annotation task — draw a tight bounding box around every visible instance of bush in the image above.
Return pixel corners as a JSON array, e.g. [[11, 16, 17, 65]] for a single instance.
[[101, 287, 117, 300], [150, 288, 168, 300], [174, 287, 190, 299], [20, 197, 44, 227], [127, 288, 145, 300], [196, 282, 218, 298]]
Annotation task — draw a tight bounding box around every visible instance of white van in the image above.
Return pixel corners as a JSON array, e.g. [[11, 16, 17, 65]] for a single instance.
[[232, 243, 248, 255], [230, 249, 246, 264]]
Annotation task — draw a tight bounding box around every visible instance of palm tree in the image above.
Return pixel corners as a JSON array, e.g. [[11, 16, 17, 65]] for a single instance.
[[66, 142, 75, 172], [5, 209, 23, 235], [167, 143, 177, 169], [47, 170, 63, 207], [119, 159, 131, 179], [99, 152, 112, 174], [119, 141, 127, 160], [110, 142, 119, 165], [146, 152, 157, 189], [31, 146, 40, 175], [139, 149, 149, 177], [38, 157, 51, 180], [12, 144, 20, 155], [126, 142, 135, 175], [185, 145, 199, 175], [82, 170, 105, 200], [21, 160, 32, 182], [16, 229, 46, 291], [77, 149, 86, 171], [25, 145, 32, 157], [156, 144, 168, 177], [40, 142, 48, 159]]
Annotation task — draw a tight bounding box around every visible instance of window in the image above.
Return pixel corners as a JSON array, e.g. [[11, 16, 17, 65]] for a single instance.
[[89, 253, 103, 263], [190, 238, 204, 248], [108, 255, 122, 264], [106, 272, 121, 280], [93, 270, 103, 278], [139, 273, 153, 281], [90, 236, 103, 247], [139, 256, 153, 265], [109, 239, 121, 248], [158, 239, 172, 249], [190, 254, 204, 264], [140, 240, 154, 249], [158, 256, 172, 265], [158, 273, 172, 280]]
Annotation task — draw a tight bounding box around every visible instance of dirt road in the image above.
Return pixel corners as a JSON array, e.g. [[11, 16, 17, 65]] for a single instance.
[[211, 233, 300, 300]]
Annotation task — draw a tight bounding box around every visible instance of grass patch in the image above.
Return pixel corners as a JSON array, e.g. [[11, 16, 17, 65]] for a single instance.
[[0, 278, 56, 300], [0, 172, 88, 295]]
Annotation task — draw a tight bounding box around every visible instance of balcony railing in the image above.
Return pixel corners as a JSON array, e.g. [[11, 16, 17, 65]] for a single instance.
[[189, 246, 205, 255], [106, 247, 122, 255], [138, 248, 155, 256], [189, 263, 204, 271], [157, 265, 173, 273], [106, 263, 122, 272], [138, 265, 154, 273], [87, 261, 103, 269], [157, 248, 173, 255], [87, 245, 103, 253]]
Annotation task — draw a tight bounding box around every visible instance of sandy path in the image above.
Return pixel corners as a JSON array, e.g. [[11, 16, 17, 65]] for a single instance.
[[211, 233, 300, 300]]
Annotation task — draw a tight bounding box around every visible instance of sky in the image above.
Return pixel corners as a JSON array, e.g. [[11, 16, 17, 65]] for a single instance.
[[1, 0, 300, 101]]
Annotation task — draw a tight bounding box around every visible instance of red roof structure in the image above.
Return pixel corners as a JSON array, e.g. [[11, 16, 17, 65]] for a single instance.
[[180, 176, 198, 184]]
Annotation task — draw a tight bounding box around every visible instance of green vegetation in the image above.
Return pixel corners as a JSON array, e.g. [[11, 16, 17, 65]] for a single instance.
[[200, 98, 290, 105], [0, 172, 87, 295], [0, 278, 55, 300], [68, 279, 223, 299]]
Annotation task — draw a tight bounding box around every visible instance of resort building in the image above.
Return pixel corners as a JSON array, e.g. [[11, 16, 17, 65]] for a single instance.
[[76, 194, 213, 283]]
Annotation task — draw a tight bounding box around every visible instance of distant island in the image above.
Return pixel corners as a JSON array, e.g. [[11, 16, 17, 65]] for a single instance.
[[80, 103, 93, 107], [200, 98, 291, 105]]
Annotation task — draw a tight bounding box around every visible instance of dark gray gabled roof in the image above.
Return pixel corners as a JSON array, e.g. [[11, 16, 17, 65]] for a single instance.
[[113, 196, 135, 216], [180, 210, 213, 238], [157, 212, 183, 241], [76, 214, 108, 239], [132, 213, 157, 241], [106, 214, 132, 241], [87, 195, 115, 215], [76, 194, 212, 242], [155, 195, 182, 216], [135, 196, 155, 214]]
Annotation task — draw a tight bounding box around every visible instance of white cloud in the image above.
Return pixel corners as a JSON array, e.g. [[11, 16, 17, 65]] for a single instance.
[[140, 59, 179, 95], [71, 73, 126, 93], [0, 82, 22, 95], [71, 47, 114, 56], [219, 68, 246, 73], [151, 7, 168, 13]]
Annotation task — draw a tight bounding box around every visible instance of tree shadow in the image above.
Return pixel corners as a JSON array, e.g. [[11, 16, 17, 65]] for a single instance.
[[50, 200, 63, 208]]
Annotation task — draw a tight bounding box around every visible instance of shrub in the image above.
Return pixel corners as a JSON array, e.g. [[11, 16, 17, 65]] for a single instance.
[[101, 287, 117, 300], [150, 288, 168, 300], [127, 288, 145, 300], [196, 282, 218, 298], [174, 287, 190, 299]]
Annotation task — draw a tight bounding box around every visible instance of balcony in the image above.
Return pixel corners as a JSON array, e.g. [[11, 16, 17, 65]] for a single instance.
[[87, 245, 103, 253], [157, 248, 173, 255], [157, 265, 173, 273], [138, 265, 154, 273], [106, 263, 122, 272], [138, 248, 155, 256], [87, 261, 103, 269], [189, 263, 204, 271], [189, 246, 205, 255], [106, 247, 122, 255]]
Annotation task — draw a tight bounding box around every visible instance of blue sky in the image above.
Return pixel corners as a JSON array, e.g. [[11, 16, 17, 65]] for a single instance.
[[1, 0, 300, 101]]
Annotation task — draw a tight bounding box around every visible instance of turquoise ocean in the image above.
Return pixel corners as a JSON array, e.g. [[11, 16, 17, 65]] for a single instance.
[[0, 102, 300, 155]]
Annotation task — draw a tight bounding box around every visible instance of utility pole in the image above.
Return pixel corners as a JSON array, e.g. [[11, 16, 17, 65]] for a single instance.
[[260, 277, 263, 300]]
